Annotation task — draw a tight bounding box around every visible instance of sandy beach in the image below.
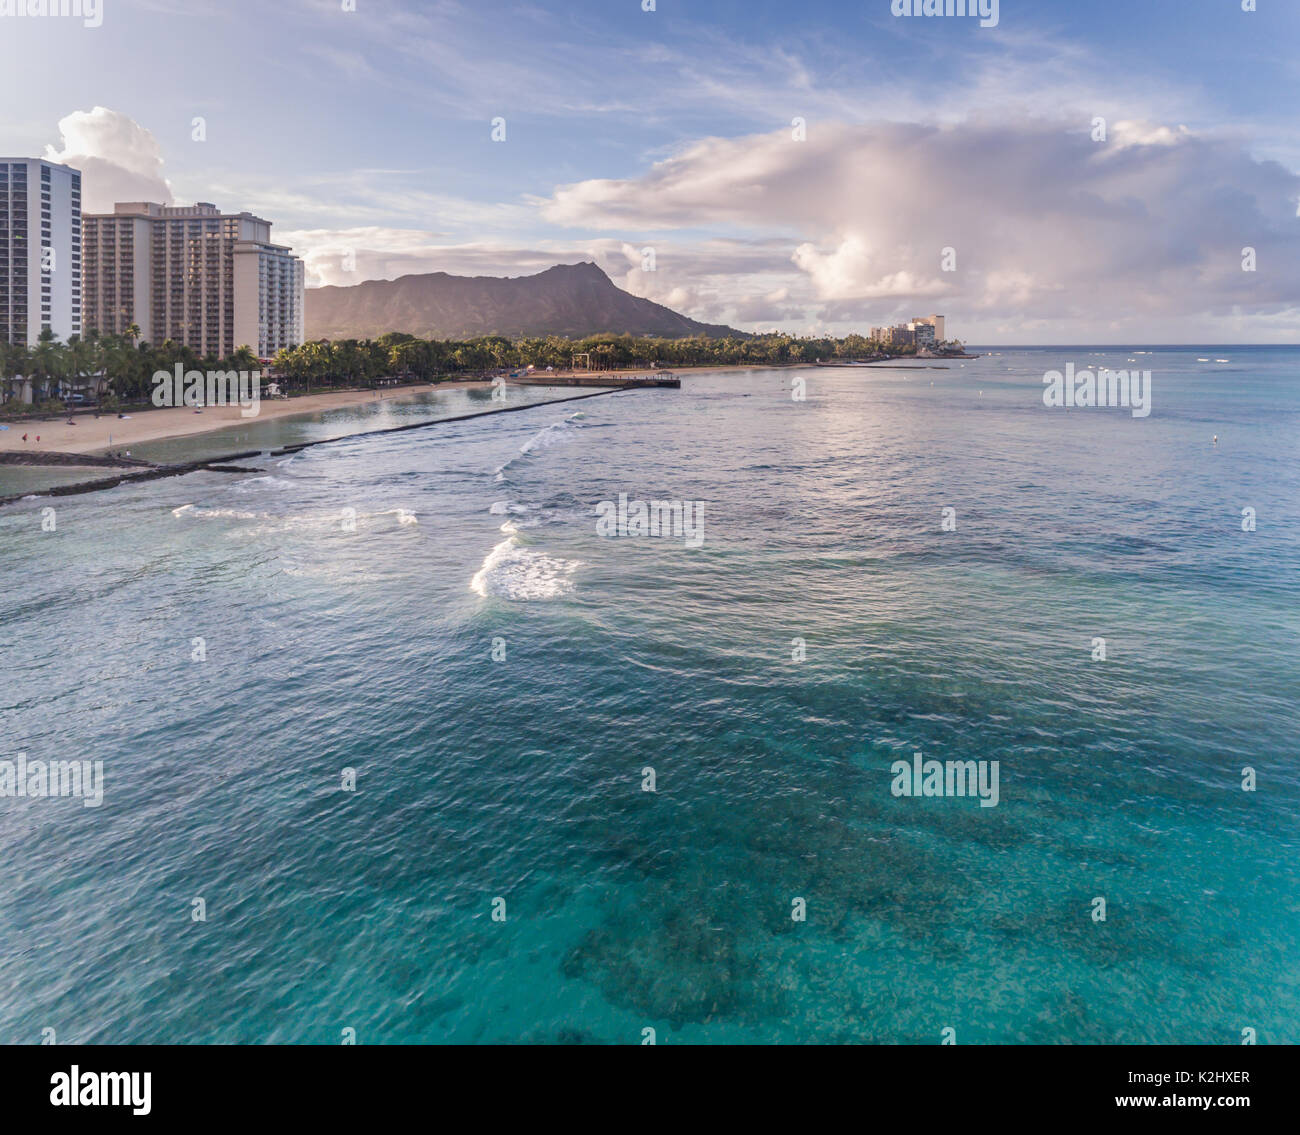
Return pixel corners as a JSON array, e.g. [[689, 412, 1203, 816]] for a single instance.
[[0, 367, 768, 460], [0, 382, 490, 458]]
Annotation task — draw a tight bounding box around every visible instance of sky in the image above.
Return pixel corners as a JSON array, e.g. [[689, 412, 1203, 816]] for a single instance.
[[2, 0, 1298, 343]]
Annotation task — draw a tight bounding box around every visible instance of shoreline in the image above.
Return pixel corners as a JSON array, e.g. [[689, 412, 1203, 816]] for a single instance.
[[0, 360, 962, 460], [0, 381, 491, 458], [0, 385, 639, 508], [0, 370, 754, 458]]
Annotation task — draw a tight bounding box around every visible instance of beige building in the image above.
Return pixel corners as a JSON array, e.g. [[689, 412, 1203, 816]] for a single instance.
[[909, 314, 945, 342], [872, 318, 948, 347], [83, 202, 303, 359], [873, 324, 916, 346], [907, 320, 936, 346]]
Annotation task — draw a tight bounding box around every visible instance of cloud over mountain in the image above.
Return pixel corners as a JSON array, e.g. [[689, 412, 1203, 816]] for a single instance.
[[304, 262, 742, 341], [543, 119, 1300, 332]]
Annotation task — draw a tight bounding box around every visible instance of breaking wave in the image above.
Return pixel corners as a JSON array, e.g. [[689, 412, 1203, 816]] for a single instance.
[[469, 536, 581, 600], [493, 411, 585, 481], [172, 504, 417, 529]]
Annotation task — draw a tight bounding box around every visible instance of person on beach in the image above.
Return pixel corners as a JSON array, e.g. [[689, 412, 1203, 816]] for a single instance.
[[21, 433, 27, 442]]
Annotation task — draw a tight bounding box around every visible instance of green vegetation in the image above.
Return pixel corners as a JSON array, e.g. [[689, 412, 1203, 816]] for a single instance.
[[0, 327, 260, 411], [271, 331, 930, 386], [1, 327, 964, 412]]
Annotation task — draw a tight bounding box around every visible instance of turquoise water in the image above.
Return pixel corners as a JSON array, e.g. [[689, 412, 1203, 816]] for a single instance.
[[0, 463, 112, 496], [122, 381, 599, 466], [0, 383, 593, 499], [1, 347, 1297, 1044]]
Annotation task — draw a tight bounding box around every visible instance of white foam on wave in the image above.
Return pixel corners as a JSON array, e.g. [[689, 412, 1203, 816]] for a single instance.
[[172, 503, 264, 520], [173, 503, 417, 529], [518, 419, 572, 455], [232, 474, 300, 495], [469, 536, 580, 600], [492, 411, 585, 480]]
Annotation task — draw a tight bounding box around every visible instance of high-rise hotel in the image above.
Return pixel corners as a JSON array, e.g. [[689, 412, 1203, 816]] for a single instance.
[[82, 202, 304, 359], [0, 158, 83, 347]]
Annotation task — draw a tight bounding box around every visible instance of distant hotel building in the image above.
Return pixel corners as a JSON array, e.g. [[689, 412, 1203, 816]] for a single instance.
[[83, 202, 304, 359], [872, 324, 915, 347], [908, 320, 936, 347], [871, 314, 945, 348], [0, 158, 82, 348]]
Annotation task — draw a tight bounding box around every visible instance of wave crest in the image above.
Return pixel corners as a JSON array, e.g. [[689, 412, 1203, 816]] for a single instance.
[[469, 536, 580, 600]]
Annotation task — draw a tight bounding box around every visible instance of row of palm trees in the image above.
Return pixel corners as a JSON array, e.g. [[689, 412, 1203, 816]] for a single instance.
[[270, 330, 928, 387], [2, 326, 956, 408], [0, 327, 261, 408]]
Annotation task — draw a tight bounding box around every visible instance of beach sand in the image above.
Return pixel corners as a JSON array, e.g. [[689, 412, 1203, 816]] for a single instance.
[[0, 382, 489, 457], [0, 367, 768, 459]]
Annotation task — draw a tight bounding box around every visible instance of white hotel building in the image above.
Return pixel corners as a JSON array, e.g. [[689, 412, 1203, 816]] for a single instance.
[[83, 201, 304, 360], [0, 158, 82, 348]]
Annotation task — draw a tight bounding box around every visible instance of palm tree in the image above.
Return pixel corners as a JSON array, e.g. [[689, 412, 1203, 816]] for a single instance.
[[0, 340, 31, 404], [29, 329, 63, 403], [64, 336, 96, 400], [101, 334, 131, 402], [228, 345, 259, 373]]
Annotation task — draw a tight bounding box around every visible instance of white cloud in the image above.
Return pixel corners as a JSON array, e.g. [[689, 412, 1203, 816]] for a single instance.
[[34, 102, 1300, 341], [542, 119, 1300, 333], [281, 230, 587, 288], [282, 226, 802, 328], [43, 107, 172, 212]]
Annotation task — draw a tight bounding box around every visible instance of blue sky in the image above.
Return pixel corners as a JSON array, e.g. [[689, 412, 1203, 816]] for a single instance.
[[3, 0, 1299, 341]]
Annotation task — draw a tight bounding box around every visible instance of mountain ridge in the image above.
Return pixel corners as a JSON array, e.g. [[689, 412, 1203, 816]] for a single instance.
[[304, 262, 745, 341]]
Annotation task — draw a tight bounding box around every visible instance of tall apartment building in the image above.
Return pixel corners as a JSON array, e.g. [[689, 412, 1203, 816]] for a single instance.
[[871, 324, 916, 347], [870, 316, 947, 348], [0, 158, 82, 348], [83, 202, 304, 359], [909, 314, 945, 342], [907, 319, 937, 347]]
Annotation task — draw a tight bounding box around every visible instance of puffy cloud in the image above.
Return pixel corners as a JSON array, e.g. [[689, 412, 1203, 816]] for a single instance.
[[280, 231, 667, 290], [54, 106, 1300, 340], [543, 119, 1300, 333], [44, 107, 172, 212]]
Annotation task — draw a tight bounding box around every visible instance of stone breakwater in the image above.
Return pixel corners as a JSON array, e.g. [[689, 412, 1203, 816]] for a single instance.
[[0, 450, 154, 469]]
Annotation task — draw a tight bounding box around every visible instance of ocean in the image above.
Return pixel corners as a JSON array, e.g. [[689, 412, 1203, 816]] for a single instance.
[[1, 346, 1297, 1044]]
